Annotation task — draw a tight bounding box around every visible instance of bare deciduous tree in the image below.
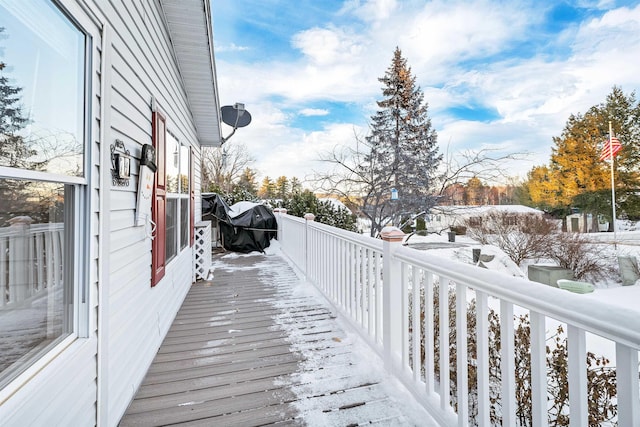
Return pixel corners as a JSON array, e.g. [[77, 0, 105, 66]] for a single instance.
[[463, 211, 557, 265], [201, 142, 254, 192], [436, 144, 529, 202]]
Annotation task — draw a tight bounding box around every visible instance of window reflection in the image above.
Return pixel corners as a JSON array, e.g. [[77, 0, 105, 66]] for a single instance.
[[166, 198, 177, 262], [0, 178, 73, 387], [165, 135, 190, 259], [166, 133, 179, 193], [0, 0, 85, 177]]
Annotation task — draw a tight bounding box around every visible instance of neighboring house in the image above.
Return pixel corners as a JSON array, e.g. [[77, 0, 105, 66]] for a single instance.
[[566, 212, 609, 233], [0, 0, 220, 425], [425, 205, 544, 231]]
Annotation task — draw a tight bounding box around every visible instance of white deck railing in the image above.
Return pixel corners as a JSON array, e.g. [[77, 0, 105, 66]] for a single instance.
[[0, 219, 64, 307], [275, 212, 640, 427]]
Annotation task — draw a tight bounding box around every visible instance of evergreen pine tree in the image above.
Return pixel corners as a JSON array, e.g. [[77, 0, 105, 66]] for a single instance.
[[0, 27, 34, 169], [549, 112, 609, 207], [361, 47, 441, 235], [275, 176, 289, 200], [236, 167, 258, 196], [257, 176, 276, 199]]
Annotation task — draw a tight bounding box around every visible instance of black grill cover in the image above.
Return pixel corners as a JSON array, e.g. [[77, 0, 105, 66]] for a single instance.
[[202, 193, 277, 253]]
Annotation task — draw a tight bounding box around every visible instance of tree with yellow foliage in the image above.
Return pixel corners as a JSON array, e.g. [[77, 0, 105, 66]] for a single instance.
[[525, 87, 640, 221]]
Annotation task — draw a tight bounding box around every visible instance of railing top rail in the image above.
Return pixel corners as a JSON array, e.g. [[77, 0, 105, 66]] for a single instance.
[[0, 222, 64, 238], [277, 213, 305, 225], [307, 219, 383, 252], [277, 212, 383, 252], [394, 245, 640, 350]]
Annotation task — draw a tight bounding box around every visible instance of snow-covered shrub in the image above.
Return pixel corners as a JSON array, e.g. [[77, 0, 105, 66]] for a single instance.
[[463, 211, 557, 265], [545, 233, 615, 282]]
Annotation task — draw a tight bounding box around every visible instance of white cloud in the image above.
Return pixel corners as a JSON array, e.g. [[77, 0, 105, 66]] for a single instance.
[[299, 108, 329, 117], [292, 26, 365, 66], [216, 42, 250, 52], [214, 1, 640, 185], [242, 121, 365, 183]]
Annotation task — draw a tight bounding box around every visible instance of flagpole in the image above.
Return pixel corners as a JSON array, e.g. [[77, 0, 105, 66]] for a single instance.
[[608, 120, 617, 247]]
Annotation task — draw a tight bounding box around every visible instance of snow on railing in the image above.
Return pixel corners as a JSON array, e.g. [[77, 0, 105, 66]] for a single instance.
[[275, 211, 640, 427], [0, 217, 64, 307]]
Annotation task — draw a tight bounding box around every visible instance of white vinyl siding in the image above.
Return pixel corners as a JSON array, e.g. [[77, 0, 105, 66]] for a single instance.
[[93, 0, 203, 424], [0, 0, 100, 424], [0, 0, 207, 425]]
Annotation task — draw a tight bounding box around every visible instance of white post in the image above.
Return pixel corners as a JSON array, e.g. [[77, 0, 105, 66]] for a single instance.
[[8, 216, 34, 303], [616, 343, 639, 426], [568, 325, 588, 427], [608, 121, 617, 245], [273, 208, 286, 244], [303, 213, 315, 279], [381, 226, 405, 369]]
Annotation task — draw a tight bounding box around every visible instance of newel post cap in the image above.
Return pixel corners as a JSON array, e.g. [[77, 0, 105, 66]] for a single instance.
[[380, 226, 405, 242], [8, 216, 34, 227], [304, 213, 315, 221]]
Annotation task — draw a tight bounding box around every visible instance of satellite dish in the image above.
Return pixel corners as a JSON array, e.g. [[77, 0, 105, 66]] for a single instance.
[[220, 103, 252, 144], [221, 103, 252, 128]]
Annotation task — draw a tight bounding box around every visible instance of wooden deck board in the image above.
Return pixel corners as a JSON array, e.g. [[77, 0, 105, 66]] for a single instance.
[[119, 250, 433, 426]]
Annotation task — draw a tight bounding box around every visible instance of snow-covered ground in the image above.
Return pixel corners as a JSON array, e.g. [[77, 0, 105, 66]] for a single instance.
[[403, 228, 640, 288], [403, 228, 640, 361]]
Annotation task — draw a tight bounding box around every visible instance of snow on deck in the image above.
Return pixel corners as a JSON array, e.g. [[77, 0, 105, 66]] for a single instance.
[[119, 246, 437, 426]]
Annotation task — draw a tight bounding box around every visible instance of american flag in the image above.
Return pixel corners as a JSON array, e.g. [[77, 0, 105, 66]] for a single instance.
[[599, 135, 622, 161]]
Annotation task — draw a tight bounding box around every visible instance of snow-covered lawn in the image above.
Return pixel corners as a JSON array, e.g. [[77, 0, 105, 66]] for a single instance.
[[403, 228, 640, 362]]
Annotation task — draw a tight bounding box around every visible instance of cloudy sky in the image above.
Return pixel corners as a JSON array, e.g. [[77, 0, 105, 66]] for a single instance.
[[211, 0, 640, 185]]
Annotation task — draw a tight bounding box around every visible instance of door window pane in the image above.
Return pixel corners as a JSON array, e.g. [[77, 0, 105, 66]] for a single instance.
[[165, 136, 190, 261], [180, 199, 188, 250], [166, 198, 177, 262], [166, 133, 179, 193], [179, 145, 189, 194], [0, 178, 74, 388]]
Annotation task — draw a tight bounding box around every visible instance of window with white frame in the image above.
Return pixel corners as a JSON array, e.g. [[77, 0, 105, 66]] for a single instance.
[[0, 0, 88, 389], [165, 132, 190, 263]]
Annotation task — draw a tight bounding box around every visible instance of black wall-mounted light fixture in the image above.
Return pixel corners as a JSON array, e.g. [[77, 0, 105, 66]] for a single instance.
[[110, 139, 131, 186]]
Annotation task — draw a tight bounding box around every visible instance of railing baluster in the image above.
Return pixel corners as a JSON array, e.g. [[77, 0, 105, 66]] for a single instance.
[[424, 271, 435, 394], [0, 236, 7, 307], [347, 242, 357, 318], [332, 237, 337, 301], [339, 239, 349, 311], [616, 343, 639, 427], [36, 233, 44, 291], [375, 252, 382, 345], [368, 249, 375, 339], [567, 325, 587, 427], [321, 232, 326, 293], [412, 267, 421, 382], [45, 231, 53, 291], [402, 263, 409, 370], [355, 244, 361, 324], [530, 311, 548, 427], [28, 232, 35, 295], [476, 290, 490, 426], [500, 300, 515, 426], [456, 282, 468, 425], [338, 239, 344, 309], [439, 277, 450, 410]]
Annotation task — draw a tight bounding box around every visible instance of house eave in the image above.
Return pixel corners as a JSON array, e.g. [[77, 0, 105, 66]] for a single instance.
[[160, 0, 222, 147]]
